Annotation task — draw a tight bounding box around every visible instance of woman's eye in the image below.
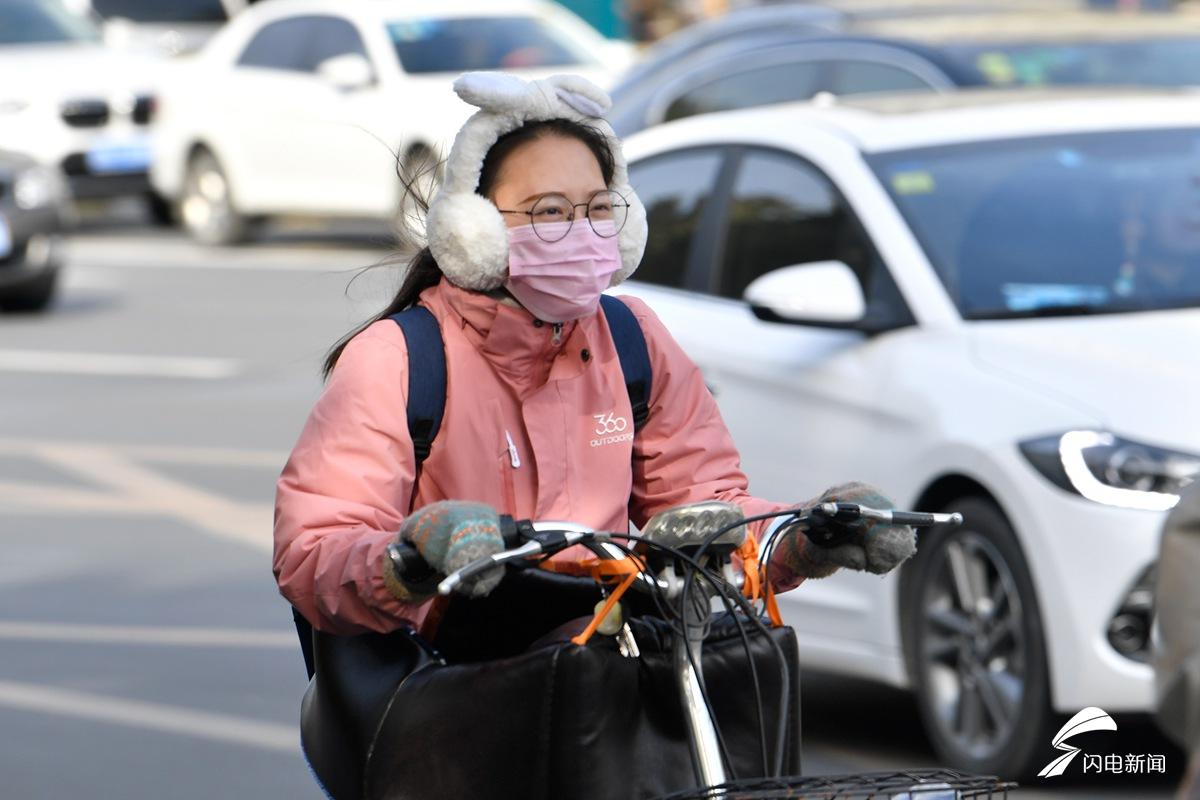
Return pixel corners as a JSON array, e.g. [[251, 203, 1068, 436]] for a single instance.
[[536, 207, 565, 217]]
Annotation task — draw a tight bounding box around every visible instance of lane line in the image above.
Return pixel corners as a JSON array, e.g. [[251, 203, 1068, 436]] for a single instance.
[[0, 680, 299, 753], [32, 444, 274, 552], [0, 438, 288, 467], [0, 621, 294, 648], [0, 350, 242, 379]]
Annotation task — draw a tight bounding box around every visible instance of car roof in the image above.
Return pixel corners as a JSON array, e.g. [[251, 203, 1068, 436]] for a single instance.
[[244, 0, 559, 23], [856, 8, 1200, 43], [628, 87, 1200, 155]]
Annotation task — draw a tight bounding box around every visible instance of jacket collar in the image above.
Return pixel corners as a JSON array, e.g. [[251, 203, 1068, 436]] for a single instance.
[[422, 279, 591, 393]]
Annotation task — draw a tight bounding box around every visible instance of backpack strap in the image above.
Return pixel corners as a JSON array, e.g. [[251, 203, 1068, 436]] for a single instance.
[[388, 306, 446, 464], [599, 294, 652, 433]]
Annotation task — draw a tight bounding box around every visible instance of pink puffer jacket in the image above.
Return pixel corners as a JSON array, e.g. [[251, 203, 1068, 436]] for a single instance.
[[273, 280, 791, 635]]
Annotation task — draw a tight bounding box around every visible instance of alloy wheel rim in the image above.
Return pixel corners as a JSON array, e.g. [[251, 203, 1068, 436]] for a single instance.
[[182, 164, 230, 237], [920, 529, 1026, 760]]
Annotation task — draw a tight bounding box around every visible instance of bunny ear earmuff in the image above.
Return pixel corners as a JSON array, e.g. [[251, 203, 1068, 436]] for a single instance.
[[424, 72, 648, 292]]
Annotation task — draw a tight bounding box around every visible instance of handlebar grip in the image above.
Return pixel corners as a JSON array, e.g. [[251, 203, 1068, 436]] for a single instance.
[[387, 541, 437, 585], [889, 511, 964, 527]]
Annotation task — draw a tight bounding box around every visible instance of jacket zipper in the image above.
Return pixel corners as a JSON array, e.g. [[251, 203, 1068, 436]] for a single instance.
[[504, 430, 521, 468], [551, 323, 563, 346]]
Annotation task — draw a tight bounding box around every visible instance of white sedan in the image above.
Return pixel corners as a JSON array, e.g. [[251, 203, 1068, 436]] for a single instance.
[[150, 0, 631, 244], [620, 89, 1200, 778], [0, 0, 162, 216]]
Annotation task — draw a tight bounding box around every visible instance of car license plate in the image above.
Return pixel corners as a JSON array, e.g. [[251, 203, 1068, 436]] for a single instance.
[[85, 136, 152, 174], [0, 213, 11, 260]]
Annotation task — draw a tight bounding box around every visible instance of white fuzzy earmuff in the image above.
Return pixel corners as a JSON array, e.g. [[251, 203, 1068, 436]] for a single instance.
[[425, 72, 648, 291]]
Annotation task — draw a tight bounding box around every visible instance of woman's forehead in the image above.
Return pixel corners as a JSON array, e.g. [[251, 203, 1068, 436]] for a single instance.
[[495, 136, 606, 201]]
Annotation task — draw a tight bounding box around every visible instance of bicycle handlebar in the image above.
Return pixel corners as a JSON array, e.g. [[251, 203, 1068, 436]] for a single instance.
[[388, 503, 963, 598]]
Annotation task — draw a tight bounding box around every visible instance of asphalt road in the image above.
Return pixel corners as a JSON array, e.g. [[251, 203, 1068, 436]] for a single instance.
[[0, 209, 1180, 798]]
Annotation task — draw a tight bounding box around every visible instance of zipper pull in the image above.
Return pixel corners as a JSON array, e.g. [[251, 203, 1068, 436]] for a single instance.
[[551, 323, 562, 345], [504, 430, 521, 468]]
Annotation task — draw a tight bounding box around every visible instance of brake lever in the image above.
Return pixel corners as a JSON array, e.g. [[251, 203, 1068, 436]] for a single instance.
[[436, 528, 604, 596], [802, 503, 964, 548]]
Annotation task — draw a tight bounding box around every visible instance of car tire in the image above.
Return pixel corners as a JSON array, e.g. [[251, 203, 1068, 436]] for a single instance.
[[180, 148, 254, 245], [0, 268, 58, 313], [144, 190, 176, 227], [901, 496, 1053, 780]]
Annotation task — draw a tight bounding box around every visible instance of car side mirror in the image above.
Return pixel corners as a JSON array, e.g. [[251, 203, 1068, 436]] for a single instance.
[[317, 53, 374, 92], [743, 260, 866, 327]]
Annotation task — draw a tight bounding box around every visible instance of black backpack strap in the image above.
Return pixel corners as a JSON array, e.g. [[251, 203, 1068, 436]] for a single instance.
[[388, 306, 447, 464], [599, 294, 652, 433]]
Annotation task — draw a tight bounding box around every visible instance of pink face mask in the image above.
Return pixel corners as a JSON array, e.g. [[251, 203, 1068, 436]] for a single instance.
[[505, 220, 621, 324]]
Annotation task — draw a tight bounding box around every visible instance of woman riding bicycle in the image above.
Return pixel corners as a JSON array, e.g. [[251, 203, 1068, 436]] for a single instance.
[[272, 72, 917, 797]]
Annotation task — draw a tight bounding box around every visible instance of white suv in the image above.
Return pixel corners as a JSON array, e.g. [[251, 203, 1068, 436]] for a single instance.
[[619, 89, 1200, 778]]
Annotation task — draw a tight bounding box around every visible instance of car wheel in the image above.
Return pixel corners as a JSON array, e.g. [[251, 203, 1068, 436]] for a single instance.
[[0, 267, 58, 313], [180, 148, 253, 245], [902, 496, 1053, 779]]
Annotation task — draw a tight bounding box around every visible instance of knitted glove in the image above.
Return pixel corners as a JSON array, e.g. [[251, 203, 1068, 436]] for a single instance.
[[382, 501, 505, 600], [770, 482, 917, 590]]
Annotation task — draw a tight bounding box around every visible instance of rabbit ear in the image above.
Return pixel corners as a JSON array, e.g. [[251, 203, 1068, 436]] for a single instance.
[[546, 74, 612, 115], [453, 72, 535, 113]]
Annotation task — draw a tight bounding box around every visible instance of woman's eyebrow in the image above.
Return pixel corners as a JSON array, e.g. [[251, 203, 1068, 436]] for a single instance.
[[516, 188, 608, 205]]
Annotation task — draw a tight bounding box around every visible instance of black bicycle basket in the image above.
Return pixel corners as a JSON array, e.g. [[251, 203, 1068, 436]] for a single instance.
[[651, 768, 1017, 799]]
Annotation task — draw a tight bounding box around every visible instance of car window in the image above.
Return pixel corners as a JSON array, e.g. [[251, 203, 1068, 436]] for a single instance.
[[0, 0, 99, 45], [663, 61, 824, 123], [718, 149, 912, 329], [304, 16, 368, 71], [829, 60, 936, 94], [385, 16, 596, 74], [237, 16, 314, 71], [628, 149, 726, 290], [90, 0, 227, 23]]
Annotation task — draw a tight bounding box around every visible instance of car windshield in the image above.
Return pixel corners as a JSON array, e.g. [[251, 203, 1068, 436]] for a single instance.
[[869, 129, 1200, 319], [385, 16, 596, 74], [0, 0, 100, 45], [944, 38, 1200, 88], [90, 0, 227, 23]]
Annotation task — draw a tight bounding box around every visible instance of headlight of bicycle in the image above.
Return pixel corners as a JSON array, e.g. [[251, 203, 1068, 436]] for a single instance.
[[1020, 431, 1199, 512], [14, 166, 65, 210]]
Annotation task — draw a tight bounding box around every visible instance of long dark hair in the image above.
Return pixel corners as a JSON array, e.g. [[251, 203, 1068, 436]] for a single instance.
[[320, 118, 617, 380]]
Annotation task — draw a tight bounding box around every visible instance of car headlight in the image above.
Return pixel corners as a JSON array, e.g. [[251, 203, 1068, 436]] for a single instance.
[[1020, 431, 1199, 511], [14, 166, 65, 210]]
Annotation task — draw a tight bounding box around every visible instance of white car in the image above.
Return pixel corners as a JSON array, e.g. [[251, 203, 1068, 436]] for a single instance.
[[150, 0, 632, 245], [64, 0, 254, 58], [619, 89, 1200, 778], [0, 0, 163, 217]]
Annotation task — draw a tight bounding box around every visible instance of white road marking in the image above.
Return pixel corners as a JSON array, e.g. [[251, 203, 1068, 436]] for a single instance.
[[0, 350, 242, 379], [72, 236, 386, 272], [0, 621, 294, 648], [0, 437, 288, 467], [0, 680, 299, 753], [25, 443, 275, 552]]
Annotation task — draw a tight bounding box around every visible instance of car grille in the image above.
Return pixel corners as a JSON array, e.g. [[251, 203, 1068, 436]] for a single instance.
[[132, 95, 154, 125], [61, 99, 109, 128]]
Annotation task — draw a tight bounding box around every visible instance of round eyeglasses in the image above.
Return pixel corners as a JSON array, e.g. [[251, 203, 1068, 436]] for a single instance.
[[497, 189, 630, 243]]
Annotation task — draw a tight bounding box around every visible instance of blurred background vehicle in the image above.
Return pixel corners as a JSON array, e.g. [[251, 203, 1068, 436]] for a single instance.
[[609, 2, 1200, 136], [0, 0, 165, 222], [1153, 482, 1200, 798], [149, 0, 633, 245], [62, 0, 257, 58], [617, 88, 1200, 777], [0, 149, 71, 313]]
